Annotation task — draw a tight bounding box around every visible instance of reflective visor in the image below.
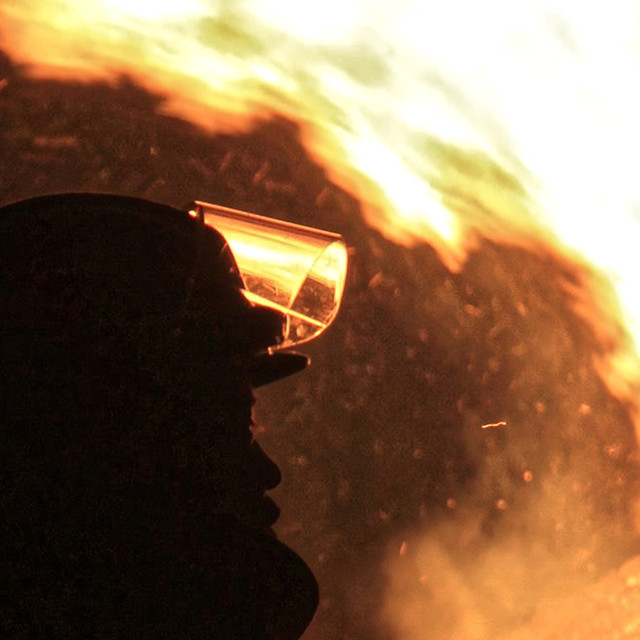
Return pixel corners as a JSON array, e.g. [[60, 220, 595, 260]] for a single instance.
[[187, 201, 348, 350]]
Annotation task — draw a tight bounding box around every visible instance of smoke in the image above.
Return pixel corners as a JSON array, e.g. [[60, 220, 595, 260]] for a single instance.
[[381, 432, 640, 640]]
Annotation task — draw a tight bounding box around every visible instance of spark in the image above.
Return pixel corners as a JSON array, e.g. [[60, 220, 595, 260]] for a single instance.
[[98, 0, 208, 21], [481, 421, 508, 429]]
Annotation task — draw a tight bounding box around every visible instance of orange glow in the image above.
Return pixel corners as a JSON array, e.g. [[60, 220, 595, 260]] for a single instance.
[[3, 2, 640, 637]]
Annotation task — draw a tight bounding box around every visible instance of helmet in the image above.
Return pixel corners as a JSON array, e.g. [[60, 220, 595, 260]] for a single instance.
[[0, 193, 347, 387]]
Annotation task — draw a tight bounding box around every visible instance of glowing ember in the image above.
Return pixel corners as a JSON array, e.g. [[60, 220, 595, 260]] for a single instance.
[[481, 421, 509, 429]]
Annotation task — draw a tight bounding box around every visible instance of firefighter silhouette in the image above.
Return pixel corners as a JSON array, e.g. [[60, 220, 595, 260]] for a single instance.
[[0, 193, 346, 639]]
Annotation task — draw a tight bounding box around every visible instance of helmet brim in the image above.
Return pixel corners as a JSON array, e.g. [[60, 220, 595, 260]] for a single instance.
[[249, 352, 310, 388]]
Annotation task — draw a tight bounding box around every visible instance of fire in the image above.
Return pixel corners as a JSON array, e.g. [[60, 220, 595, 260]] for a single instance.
[[211, 0, 630, 426], [2, 1, 640, 636], [2, 1, 638, 343]]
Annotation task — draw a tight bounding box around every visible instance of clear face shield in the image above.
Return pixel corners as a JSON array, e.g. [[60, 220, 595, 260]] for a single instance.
[[187, 201, 348, 352]]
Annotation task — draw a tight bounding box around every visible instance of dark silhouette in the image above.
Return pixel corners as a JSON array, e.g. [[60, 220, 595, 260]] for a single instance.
[[0, 194, 318, 639]]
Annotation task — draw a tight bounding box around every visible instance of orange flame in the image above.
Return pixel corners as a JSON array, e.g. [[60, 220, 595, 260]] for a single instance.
[[3, 0, 638, 353]]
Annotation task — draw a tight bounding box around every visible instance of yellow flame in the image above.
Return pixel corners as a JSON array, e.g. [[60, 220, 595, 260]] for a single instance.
[[2, 0, 640, 414]]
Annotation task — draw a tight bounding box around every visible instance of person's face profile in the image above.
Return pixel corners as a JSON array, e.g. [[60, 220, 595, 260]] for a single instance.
[[208, 385, 283, 533], [157, 341, 283, 535]]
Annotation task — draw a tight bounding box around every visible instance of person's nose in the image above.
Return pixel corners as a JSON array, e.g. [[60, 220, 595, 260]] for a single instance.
[[249, 440, 282, 490]]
